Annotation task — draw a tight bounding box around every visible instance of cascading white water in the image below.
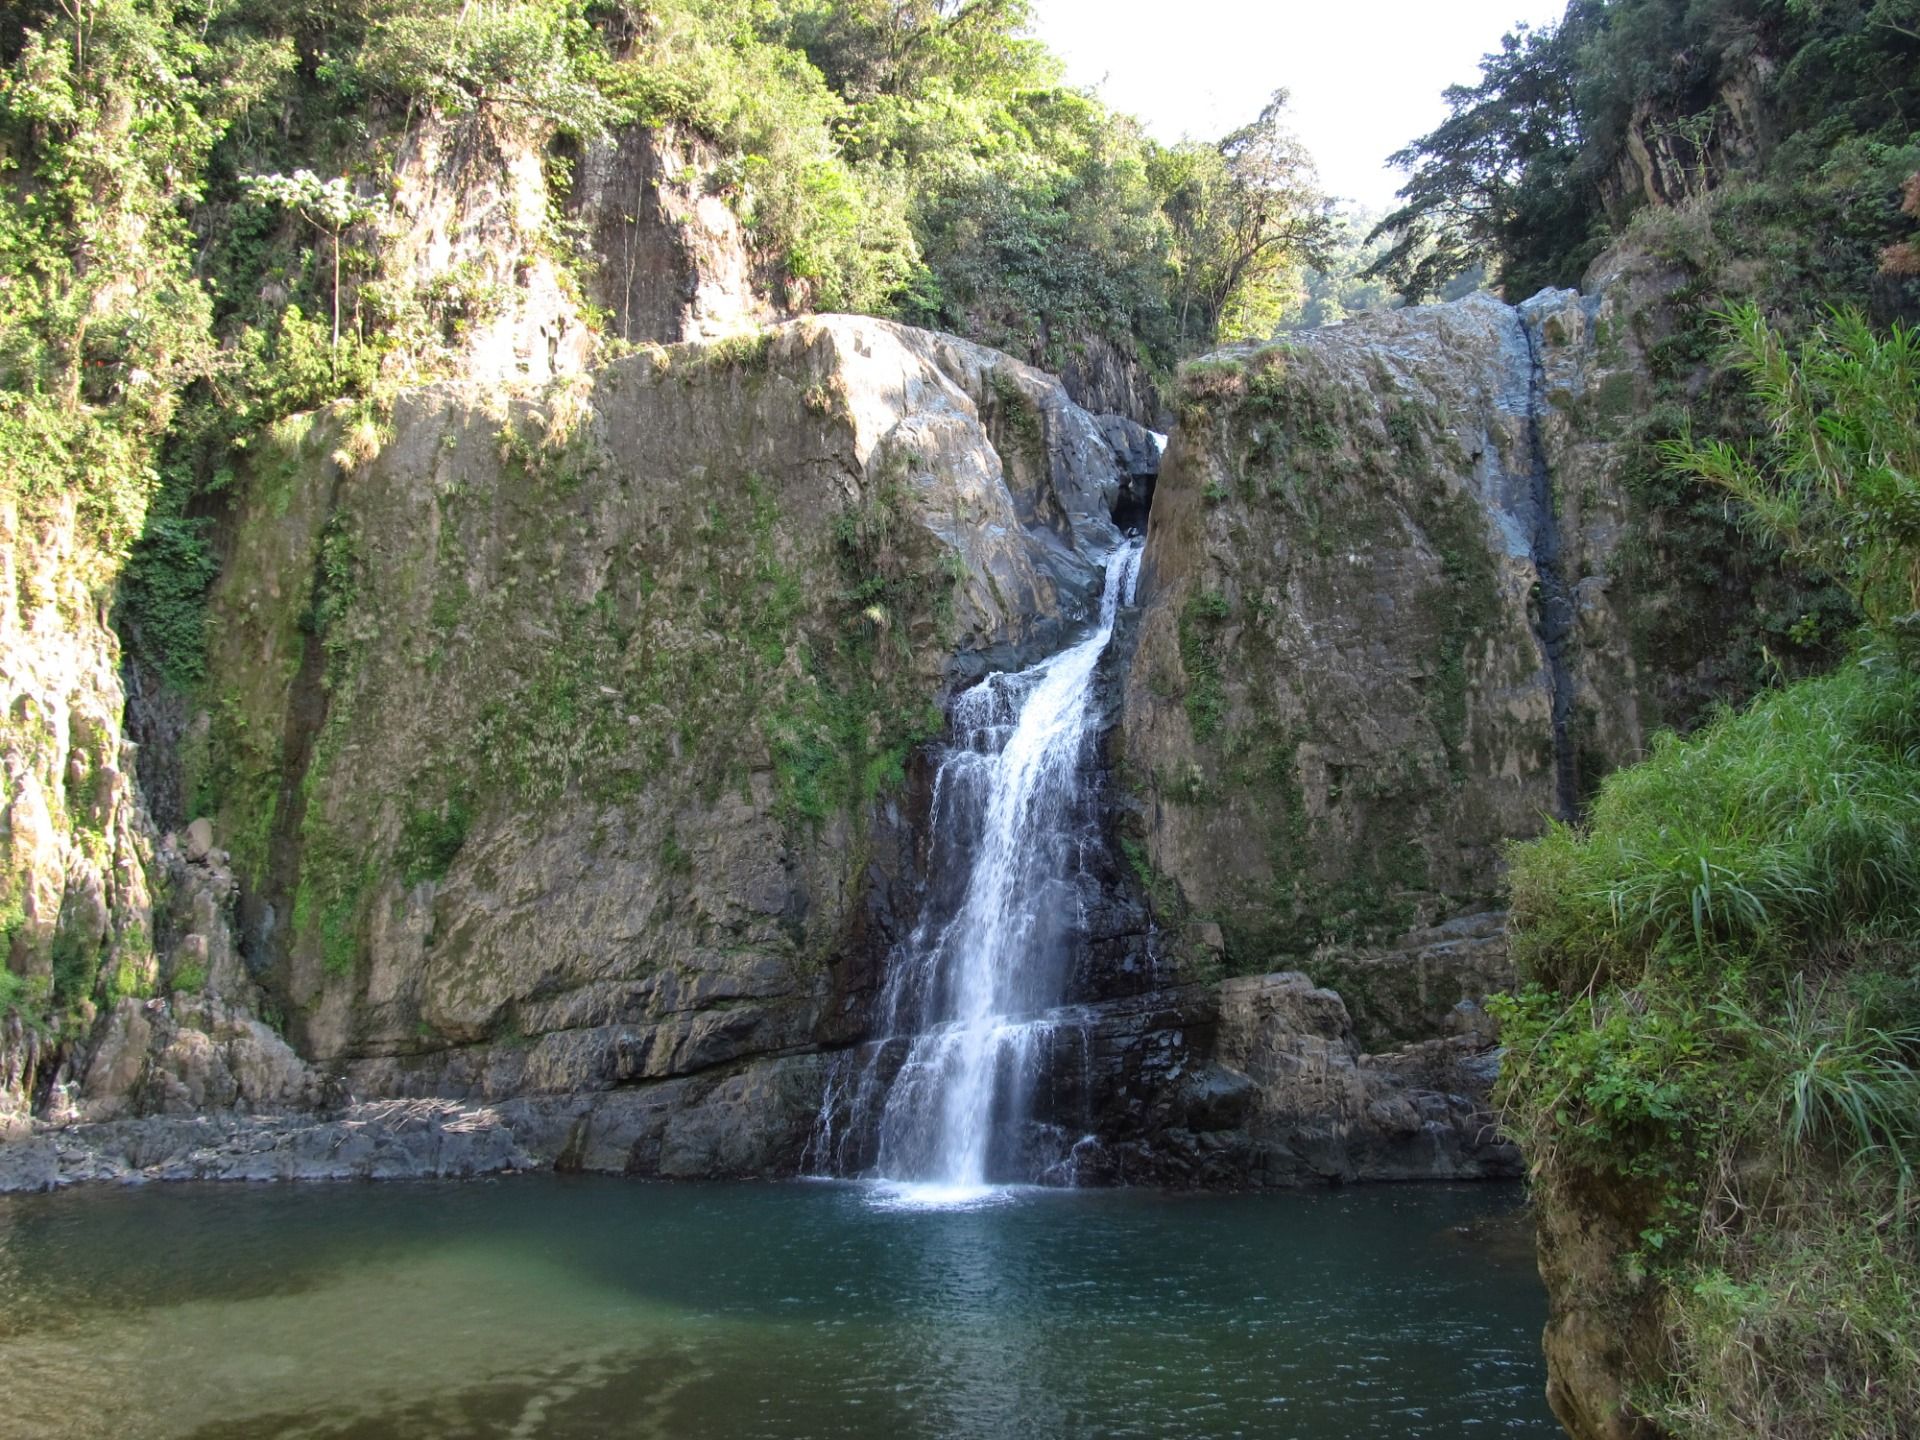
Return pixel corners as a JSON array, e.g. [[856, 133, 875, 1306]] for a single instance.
[[847, 538, 1144, 1196]]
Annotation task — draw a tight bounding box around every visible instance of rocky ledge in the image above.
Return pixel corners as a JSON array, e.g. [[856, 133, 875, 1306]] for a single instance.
[[0, 1100, 530, 1190], [4, 923, 1520, 1194], [809, 913, 1521, 1189], [1063, 969, 1517, 1187]]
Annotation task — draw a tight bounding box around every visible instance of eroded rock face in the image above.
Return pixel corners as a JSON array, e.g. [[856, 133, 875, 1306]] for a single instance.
[[1046, 972, 1517, 1188], [377, 118, 779, 389], [566, 122, 782, 351], [1534, 1165, 1667, 1440], [174, 316, 1127, 1156], [1119, 286, 1653, 973], [67, 994, 323, 1122], [1297, 911, 1511, 1052], [1053, 330, 1164, 428], [0, 492, 158, 1123]]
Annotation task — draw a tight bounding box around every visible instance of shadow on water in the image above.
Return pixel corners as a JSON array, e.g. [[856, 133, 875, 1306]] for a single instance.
[[0, 1176, 1556, 1440]]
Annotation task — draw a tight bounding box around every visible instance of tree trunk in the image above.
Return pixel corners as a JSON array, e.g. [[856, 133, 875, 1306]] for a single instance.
[[331, 229, 341, 380]]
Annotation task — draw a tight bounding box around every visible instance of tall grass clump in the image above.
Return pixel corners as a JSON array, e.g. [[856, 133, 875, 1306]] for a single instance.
[[1509, 657, 1920, 997], [1662, 305, 1920, 646]]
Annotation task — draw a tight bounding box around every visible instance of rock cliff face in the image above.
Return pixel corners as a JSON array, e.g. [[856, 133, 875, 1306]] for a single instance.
[[1058, 933, 1518, 1188], [1052, 330, 1165, 429], [240, 113, 783, 402], [563, 122, 785, 353], [1594, 52, 1775, 224], [7, 316, 1140, 1180], [4, 261, 1675, 1225], [1118, 286, 1653, 976], [0, 493, 158, 1132]]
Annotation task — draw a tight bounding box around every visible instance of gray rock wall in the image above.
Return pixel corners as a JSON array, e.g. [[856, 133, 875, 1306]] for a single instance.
[[1117, 284, 1655, 977], [2, 270, 1670, 1199], [37, 317, 1131, 1174], [374, 117, 779, 390], [0, 492, 158, 1127]]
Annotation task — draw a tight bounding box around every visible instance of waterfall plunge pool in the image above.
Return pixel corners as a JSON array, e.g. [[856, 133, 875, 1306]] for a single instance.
[[0, 1175, 1556, 1438]]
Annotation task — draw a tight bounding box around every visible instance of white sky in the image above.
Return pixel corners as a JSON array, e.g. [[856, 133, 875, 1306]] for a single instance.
[[1030, 0, 1570, 212]]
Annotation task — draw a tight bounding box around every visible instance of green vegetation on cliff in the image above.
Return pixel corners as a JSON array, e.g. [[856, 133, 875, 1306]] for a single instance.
[[1, 0, 1338, 716], [1499, 308, 1920, 1439], [1371, 0, 1920, 305], [3, 0, 1336, 527], [0, 0, 1336, 633]]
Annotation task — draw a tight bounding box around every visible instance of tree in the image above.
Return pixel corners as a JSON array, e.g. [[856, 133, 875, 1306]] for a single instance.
[[354, 0, 616, 139], [1282, 210, 1400, 331], [779, 0, 1046, 102], [1159, 91, 1332, 349], [240, 170, 384, 366], [1365, 13, 1598, 301], [0, 0, 277, 552]]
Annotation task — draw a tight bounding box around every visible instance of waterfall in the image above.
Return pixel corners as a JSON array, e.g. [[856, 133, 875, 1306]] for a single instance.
[[821, 538, 1143, 1197], [1511, 302, 1581, 822]]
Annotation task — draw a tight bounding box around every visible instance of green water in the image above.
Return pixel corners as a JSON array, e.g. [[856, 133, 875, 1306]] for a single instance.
[[0, 1177, 1556, 1439]]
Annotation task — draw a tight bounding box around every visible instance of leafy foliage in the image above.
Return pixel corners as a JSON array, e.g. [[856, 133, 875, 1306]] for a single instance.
[[1157, 91, 1334, 346], [0, 0, 261, 559], [1371, 0, 1920, 300], [1283, 210, 1411, 331], [606, 0, 1329, 369], [356, 0, 617, 138], [1663, 304, 1920, 644], [1507, 656, 1920, 996], [1367, 14, 1597, 300]]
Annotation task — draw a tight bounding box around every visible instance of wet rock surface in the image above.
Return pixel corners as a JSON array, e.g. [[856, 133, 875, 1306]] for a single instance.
[[1048, 972, 1518, 1188], [0, 1099, 530, 1191], [0, 1055, 839, 1192]]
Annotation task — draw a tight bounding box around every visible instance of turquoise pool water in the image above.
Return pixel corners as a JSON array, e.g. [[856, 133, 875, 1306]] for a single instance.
[[0, 1176, 1556, 1438]]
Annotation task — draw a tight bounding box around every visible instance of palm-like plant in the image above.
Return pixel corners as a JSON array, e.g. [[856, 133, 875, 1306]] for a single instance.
[[1663, 305, 1920, 650]]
